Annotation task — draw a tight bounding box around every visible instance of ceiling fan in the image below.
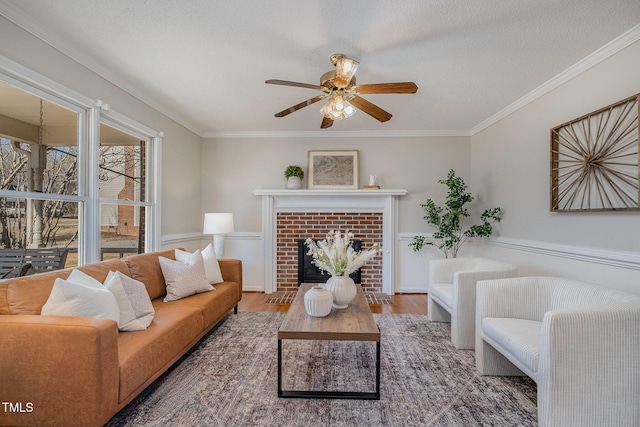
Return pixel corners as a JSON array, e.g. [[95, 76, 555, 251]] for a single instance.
[[266, 53, 418, 129]]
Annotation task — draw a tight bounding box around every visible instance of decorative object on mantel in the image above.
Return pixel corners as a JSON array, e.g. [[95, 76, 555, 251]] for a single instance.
[[550, 93, 639, 212], [410, 170, 502, 258], [308, 150, 359, 189], [364, 175, 380, 189], [284, 165, 304, 189], [305, 230, 381, 308], [303, 285, 333, 317]]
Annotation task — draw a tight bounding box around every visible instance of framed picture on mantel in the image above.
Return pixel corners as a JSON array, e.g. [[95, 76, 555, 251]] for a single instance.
[[308, 150, 359, 189]]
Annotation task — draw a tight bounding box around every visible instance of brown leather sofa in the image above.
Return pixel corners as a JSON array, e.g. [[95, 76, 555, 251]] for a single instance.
[[0, 249, 242, 427]]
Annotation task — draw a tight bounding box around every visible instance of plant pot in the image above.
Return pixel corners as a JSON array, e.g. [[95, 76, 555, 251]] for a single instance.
[[303, 285, 333, 317], [324, 275, 357, 309], [286, 176, 302, 189]]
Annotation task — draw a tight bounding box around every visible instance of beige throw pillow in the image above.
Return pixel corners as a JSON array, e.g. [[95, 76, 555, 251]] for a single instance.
[[175, 243, 224, 284], [104, 271, 155, 331], [159, 250, 214, 302]]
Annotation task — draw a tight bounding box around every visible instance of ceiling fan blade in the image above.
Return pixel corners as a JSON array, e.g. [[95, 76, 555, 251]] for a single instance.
[[266, 79, 327, 92], [349, 95, 393, 122], [274, 95, 327, 118], [354, 82, 418, 94], [321, 116, 334, 129]]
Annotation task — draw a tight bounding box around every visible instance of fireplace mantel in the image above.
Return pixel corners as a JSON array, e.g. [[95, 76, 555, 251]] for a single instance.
[[254, 188, 407, 294], [253, 189, 408, 197]]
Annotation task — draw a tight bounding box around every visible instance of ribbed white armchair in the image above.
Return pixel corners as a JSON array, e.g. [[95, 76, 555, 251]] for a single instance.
[[428, 258, 517, 349], [476, 276, 640, 427]]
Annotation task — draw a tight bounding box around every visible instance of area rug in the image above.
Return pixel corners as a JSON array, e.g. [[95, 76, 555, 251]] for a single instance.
[[267, 291, 393, 305], [106, 312, 537, 426]]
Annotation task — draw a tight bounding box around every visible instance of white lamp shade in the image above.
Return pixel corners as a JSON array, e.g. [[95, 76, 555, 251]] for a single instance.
[[203, 213, 234, 234]]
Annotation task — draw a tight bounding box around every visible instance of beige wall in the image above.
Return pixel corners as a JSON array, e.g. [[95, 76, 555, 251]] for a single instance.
[[202, 136, 471, 233], [0, 16, 203, 240], [471, 39, 640, 292]]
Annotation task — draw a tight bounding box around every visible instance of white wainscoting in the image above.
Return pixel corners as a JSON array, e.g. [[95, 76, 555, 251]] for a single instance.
[[396, 233, 437, 293], [222, 232, 263, 292]]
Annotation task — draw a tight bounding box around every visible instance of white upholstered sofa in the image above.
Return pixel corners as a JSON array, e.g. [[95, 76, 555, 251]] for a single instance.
[[428, 258, 517, 349], [475, 276, 640, 427]]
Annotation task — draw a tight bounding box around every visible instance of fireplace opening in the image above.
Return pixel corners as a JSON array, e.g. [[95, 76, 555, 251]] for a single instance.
[[297, 239, 361, 286]]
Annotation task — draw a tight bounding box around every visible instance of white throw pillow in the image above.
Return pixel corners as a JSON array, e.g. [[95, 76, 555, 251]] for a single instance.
[[175, 243, 224, 284], [41, 270, 120, 325], [67, 268, 104, 288], [104, 271, 155, 331], [159, 250, 214, 302]]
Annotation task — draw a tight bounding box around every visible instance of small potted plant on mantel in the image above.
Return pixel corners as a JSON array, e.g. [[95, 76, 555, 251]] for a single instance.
[[284, 165, 304, 189]]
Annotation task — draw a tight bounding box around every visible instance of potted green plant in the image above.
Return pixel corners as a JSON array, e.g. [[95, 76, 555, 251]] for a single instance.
[[284, 165, 304, 189], [410, 169, 502, 258]]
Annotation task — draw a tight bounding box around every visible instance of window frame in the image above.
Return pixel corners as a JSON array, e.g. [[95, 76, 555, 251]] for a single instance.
[[0, 54, 161, 265]]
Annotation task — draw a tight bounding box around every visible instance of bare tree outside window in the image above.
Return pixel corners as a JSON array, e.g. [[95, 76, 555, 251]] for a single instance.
[[0, 138, 78, 249], [0, 80, 151, 270]]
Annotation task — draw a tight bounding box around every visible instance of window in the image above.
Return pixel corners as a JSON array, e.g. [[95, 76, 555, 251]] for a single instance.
[[0, 60, 160, 269], [98, 122, 149, 260]]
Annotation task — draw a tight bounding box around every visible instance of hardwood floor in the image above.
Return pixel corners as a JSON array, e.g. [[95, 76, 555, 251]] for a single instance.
[[237, 292, 427, 315]]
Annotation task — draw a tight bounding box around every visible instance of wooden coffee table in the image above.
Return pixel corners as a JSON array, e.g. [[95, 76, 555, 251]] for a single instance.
[[277, 283, 381, 399]]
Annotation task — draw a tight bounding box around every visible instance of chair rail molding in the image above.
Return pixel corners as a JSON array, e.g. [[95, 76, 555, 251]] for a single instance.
[[253, 189, 407, 294], [161, 232, 203, 245], [490, 237, 640, 270]]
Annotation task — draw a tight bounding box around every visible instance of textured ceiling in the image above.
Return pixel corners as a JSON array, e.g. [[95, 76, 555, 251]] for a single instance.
[[2, 0, 640, 136]]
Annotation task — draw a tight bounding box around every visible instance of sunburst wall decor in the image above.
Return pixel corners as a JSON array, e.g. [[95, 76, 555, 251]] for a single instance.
[[551, 93, 639, 212]]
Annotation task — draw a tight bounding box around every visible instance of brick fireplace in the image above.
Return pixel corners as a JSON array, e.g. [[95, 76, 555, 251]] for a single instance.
[[254, 189, 407, 295], [276, 212, 383, 293]]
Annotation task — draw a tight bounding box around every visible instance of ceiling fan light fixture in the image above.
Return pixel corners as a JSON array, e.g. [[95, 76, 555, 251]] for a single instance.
[[333, 57, 359, 88], [343, 101, 356, 118], [333, 94, 346, 111], [319, 98, 335, 118], [320, 92, 356, 120]]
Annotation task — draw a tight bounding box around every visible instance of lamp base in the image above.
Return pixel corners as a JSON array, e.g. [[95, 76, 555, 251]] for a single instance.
[[213, 234, 225, 259]]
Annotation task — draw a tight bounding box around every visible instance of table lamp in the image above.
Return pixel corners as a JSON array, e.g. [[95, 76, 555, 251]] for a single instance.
[[203, 213, 234, 258]]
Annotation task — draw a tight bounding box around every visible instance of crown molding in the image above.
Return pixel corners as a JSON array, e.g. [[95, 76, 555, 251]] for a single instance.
[[203, 129, 470, 139], [470, 23, 640, 136]]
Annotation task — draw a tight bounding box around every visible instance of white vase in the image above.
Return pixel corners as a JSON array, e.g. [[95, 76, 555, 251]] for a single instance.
[[303, 285, 333, 317], [324, 275, 357, 309], [286, 176, 302, 189]]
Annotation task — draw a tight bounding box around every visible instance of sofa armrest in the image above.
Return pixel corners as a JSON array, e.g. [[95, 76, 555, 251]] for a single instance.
[[0, 315, 119, 427], [219, 259, 242, 287], [537, 304, 640, 426]]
